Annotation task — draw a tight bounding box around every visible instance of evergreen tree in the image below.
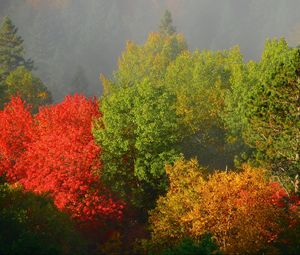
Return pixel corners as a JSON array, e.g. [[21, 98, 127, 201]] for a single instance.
[[243, 39, 300, 175], [0, 16, 33, 82], [159, 10, 176, 37], [0, 16, 34, 106]]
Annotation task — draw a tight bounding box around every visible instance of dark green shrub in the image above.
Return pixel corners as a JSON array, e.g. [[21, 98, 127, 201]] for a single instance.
[[151, 235, 221, 255], [0, 183, 85, 255]]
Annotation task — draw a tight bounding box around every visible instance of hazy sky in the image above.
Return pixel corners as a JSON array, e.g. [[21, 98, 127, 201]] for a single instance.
[[1, 0, 300, 99]]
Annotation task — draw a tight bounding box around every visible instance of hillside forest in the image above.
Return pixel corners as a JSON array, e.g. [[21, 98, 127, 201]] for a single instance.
[[0, 9, 299, 255]]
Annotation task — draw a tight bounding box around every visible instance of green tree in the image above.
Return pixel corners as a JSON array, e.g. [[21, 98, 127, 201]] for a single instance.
[[244, 38, 300, 175], [165, 47, 243, 169], [225, 38, 300, 175], [153, 236, 221, 255], [94, 20, 187, 210], [159, 10, 176, 37], [0, 16, 33, 82], [94, 79, 181, 210], [4, 67, 52, 112], [0, 183, 84, 255], [102, 31, 187, 95], [222, 53, 257, 167]]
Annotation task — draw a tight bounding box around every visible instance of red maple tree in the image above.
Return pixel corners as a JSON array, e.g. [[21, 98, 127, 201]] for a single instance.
[[0, 97, 33, 182], [0, 95, 124, 225]]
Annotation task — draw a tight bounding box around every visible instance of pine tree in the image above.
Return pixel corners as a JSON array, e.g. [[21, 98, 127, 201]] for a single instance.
[[0, 16, 34, 83], [159, 10, 176, 37]]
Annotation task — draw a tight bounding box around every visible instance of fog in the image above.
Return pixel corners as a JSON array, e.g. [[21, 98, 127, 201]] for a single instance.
[[1, 0, 300, 101]]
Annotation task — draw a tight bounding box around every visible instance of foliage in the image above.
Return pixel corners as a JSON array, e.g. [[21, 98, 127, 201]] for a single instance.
[[0, 95, 124, 229], [0, 12, 299, 255], [0, 16, 33, 82], [149, 158, 206, 244], [5, 67, 52, 112], [0, 183, 84, 255], [0, 16, 52, 110], [269, 181, 300, 255], [150, 159, 297, 254], [165, 47, 243, 168], [102, 31, 187, 95], [94, 80, 181, 209], [244, 38, 300, 175], [12, 95, 124, 225], [222, 52, 256, 166], [159, 10, 176, 37], [153, 235, 221, 255], [224, 38, 300, 175], [95, 29, 187, 210], [0, 96, 33, 181]]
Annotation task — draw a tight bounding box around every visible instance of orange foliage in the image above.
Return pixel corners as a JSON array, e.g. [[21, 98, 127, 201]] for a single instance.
[[149, 158, 206, 244], [150, 160, 296, 254]]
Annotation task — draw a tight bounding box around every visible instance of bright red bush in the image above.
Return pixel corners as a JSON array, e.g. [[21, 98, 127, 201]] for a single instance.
[[270, 181, 300, 250], [271, 182, 300, 212], [0, 97, 33, 181], [0, 95, 124, 225]]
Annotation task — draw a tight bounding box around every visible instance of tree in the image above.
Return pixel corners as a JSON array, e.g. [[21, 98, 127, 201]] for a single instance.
[[0, 16, 33, 83], [101, 31, 187, 95], [149, 158, 206, 246], [94, 80, 181, 210], [245, 38, 300, 175], [159, 237, 220, 255], [0, 183, 84, 255], [0, 96, 34, 182], [159, 10, 176, 37], [0, 16, 52, 110], [224, 38, 300, 175], [4, 67, 52, 112], [0, 95, 124, 229], [149, 159, 297, 254], [12, 95, 124, 226], [95, 28, 187, 210], [165, 47, 243, 169], [222, 55, 257, 167]]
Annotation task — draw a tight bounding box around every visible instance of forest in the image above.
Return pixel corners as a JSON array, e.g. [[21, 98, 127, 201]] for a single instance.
[[0, 5, 299, 255]]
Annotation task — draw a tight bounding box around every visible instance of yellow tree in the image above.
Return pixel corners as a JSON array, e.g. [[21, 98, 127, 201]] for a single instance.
[[164, 46, 243, 168], [101, 31, 187, 95], [5, 67, 52, 112], [150, 160, 290, 254], [149, 158, 207, 246]]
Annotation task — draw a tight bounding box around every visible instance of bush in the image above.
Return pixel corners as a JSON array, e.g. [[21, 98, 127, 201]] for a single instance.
[[0, 183, 84, 255], [149, 159, 297, 254], [154, 235, 221, 255]]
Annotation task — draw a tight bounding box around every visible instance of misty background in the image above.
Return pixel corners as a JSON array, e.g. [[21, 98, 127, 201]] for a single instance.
[[1, 0, 300, 101]]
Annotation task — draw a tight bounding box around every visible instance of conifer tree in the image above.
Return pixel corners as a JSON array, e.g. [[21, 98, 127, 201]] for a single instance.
[[0, 16, 34, 106], [0, 16, 33, 82], [159, 10, 176, 37]]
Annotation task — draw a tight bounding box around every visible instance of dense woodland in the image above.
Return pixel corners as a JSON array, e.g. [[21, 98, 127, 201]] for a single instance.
[[0, 9, 299, 255]]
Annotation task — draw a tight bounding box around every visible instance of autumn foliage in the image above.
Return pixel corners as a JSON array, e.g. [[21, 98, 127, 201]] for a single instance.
[[149, 159, 300, 254], [0, 97, 33, 181], [0, 14, 299, 254], [0, 95, 124, 225]]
